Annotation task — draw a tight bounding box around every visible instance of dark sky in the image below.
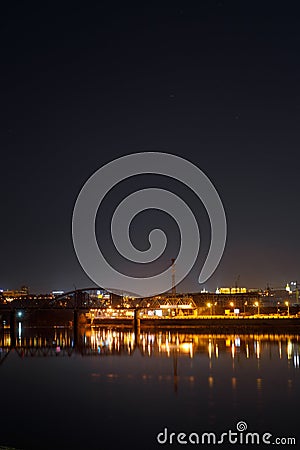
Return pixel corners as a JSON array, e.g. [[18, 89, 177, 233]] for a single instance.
[[1, 1, 300, 294]]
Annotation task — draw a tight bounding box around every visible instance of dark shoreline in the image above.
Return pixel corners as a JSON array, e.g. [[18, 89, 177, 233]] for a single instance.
[[5, 314, 300, 334], [90, 317, 300, 333]]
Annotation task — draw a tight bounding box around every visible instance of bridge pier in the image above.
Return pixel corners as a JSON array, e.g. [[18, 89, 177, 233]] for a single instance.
[[10, 310, 16, 347], [73, 309, 79, 347], [133, 308, 140, 335]]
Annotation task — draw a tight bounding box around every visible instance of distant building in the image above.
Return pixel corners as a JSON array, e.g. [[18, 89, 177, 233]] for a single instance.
[[20, 285, 29, 295], [52, 290, 65, 296], [2, 286, 29, 301], [217, 287, 247, 294]]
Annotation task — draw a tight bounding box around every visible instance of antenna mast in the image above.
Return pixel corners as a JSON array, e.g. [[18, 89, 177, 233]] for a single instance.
[[171, 258, 176, 297]]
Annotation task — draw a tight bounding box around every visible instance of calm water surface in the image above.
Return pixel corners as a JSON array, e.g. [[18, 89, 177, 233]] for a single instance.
[[0, 326, 299, 449]]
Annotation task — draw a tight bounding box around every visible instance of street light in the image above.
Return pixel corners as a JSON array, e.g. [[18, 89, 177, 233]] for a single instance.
[[254, 301, 260, 315], [285, 301, 290, 316], [244, 301, 247, 314], [207, 302, 212, 316]]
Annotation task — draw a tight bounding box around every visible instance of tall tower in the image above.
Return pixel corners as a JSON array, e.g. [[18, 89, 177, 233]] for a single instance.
[[171, 258, 176, 297]]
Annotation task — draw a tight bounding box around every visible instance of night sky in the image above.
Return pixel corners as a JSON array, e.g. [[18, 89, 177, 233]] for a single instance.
[[1, 2, 300, 294]]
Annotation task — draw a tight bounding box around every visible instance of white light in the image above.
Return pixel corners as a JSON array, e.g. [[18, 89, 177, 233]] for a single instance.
[[234, 337, 240, 347]]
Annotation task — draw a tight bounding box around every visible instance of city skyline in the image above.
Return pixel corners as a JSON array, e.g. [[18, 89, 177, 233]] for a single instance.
[[0, 279, 298, 296]]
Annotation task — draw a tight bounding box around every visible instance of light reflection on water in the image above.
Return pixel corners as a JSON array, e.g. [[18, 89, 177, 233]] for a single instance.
[[0, 326, 299, 449], [2, 326, 299, 364]]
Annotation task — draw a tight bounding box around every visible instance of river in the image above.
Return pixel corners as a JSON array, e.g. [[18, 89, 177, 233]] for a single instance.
[[0, 325, 298, 449]]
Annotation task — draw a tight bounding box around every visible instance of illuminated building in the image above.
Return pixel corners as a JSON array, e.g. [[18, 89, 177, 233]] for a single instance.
[[218, 287, 247, 294], [2, 285, 29, 300]]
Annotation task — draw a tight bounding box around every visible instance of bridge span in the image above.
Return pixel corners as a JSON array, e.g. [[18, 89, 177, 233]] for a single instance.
[[0, 288, 147, 347]]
